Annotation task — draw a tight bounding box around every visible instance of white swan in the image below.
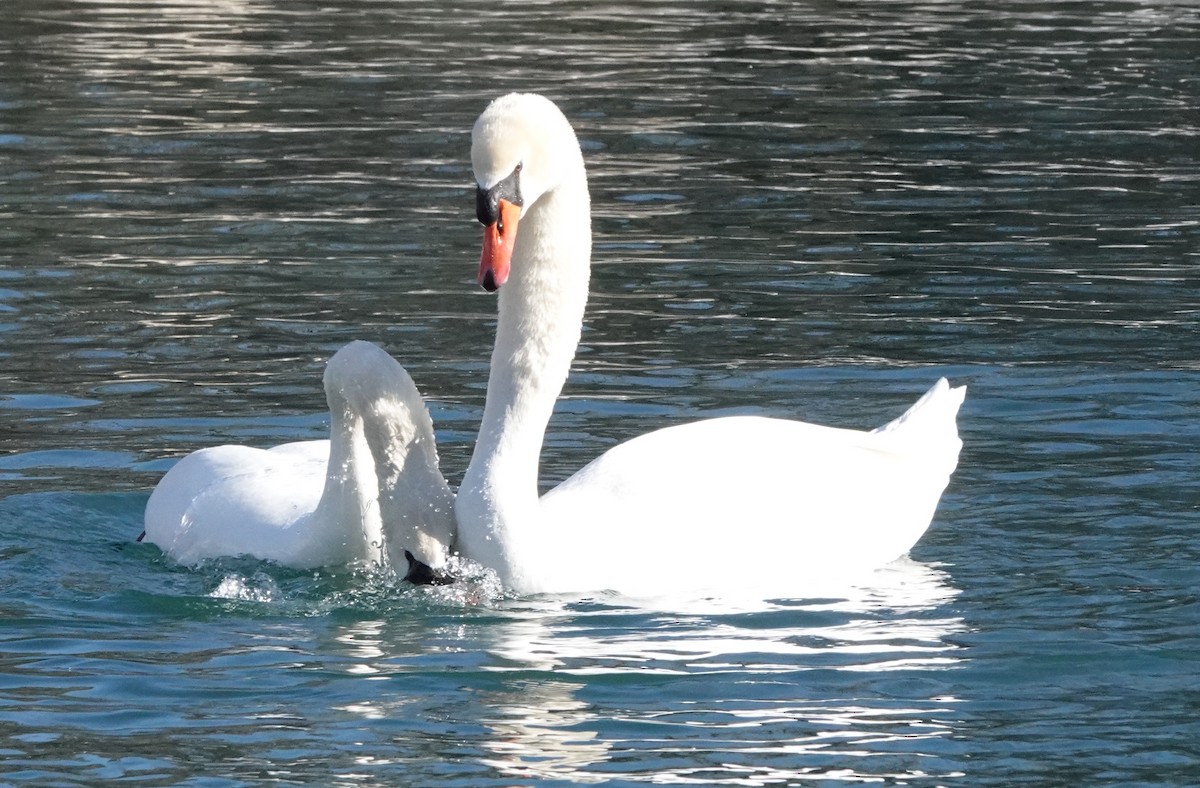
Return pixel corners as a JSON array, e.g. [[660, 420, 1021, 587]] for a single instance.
[[142, 340, 455, 574], [455, 93, 966, 598]]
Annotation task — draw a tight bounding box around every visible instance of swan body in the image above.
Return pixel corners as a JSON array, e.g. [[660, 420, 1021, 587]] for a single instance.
[[143, 340, 455, 571], [455, 93, 966, 598]]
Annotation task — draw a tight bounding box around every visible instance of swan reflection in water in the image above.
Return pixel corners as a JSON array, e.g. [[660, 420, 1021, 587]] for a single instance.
[[220, 556, 964, 783], [469, 557, 967, 784]]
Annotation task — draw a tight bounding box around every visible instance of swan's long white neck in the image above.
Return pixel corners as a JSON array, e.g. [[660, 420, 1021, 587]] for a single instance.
[[458, 171, 592, 586], [313, 401, 385, 565], [361, 394, 455, 569]]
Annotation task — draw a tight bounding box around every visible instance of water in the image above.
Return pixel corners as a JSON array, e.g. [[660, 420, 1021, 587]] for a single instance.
[[2, 0, 1198, 783]]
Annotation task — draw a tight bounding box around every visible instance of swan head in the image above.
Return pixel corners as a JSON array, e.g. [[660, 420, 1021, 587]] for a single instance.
[[324, 341, 426, 432], [471, 93, 582, 291]]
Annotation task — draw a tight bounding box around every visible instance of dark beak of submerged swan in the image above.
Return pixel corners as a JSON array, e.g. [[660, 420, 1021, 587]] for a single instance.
[[403, 549, 453, 586]]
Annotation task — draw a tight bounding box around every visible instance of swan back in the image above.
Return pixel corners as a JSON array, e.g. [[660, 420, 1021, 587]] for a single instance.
[[143, 439, 355, 567], [533, 380, 967, 597]]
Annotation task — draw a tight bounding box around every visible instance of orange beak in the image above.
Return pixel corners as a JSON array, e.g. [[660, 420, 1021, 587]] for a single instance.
[[478, 199, 521, 292]]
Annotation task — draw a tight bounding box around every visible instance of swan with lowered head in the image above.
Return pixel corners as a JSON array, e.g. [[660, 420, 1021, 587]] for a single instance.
[[142, 340, 455, 575], [455, 93, 966, 598]]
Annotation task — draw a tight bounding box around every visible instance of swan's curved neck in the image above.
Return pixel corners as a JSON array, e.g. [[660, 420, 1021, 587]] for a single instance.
[[459, 174, 591, 580], [314, 405, 384, 564], [361, 398, 456, 568]]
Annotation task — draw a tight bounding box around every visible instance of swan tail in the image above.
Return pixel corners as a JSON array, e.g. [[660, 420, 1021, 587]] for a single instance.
[[873, 378, 965, 434], [869, 378, 966, 471]]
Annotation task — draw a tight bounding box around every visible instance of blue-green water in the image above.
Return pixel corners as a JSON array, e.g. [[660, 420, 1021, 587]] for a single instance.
[[2, 0, 1198, 784]]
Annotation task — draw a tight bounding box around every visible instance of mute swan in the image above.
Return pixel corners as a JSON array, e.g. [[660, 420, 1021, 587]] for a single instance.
[[142, 340, 455, 575], [455, 93, 966, 598]]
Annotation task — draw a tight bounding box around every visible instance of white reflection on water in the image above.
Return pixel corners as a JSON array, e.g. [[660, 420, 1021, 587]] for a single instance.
[[488, 557, 961, 673], [334, 619, 387, 677], [239, 556, 967, 781], [477, 680, 612, 785], [472, 558, 966, 784]]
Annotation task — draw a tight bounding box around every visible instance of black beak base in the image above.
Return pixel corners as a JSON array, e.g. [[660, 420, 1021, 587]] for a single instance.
[[403, 550, 454, 586], [475, 163, 523, 226]]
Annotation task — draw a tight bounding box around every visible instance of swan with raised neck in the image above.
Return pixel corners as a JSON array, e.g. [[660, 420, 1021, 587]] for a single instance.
[[144, 340, 455, 572], [455, 93, 965, 598], [456, 93, 593, 586]]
